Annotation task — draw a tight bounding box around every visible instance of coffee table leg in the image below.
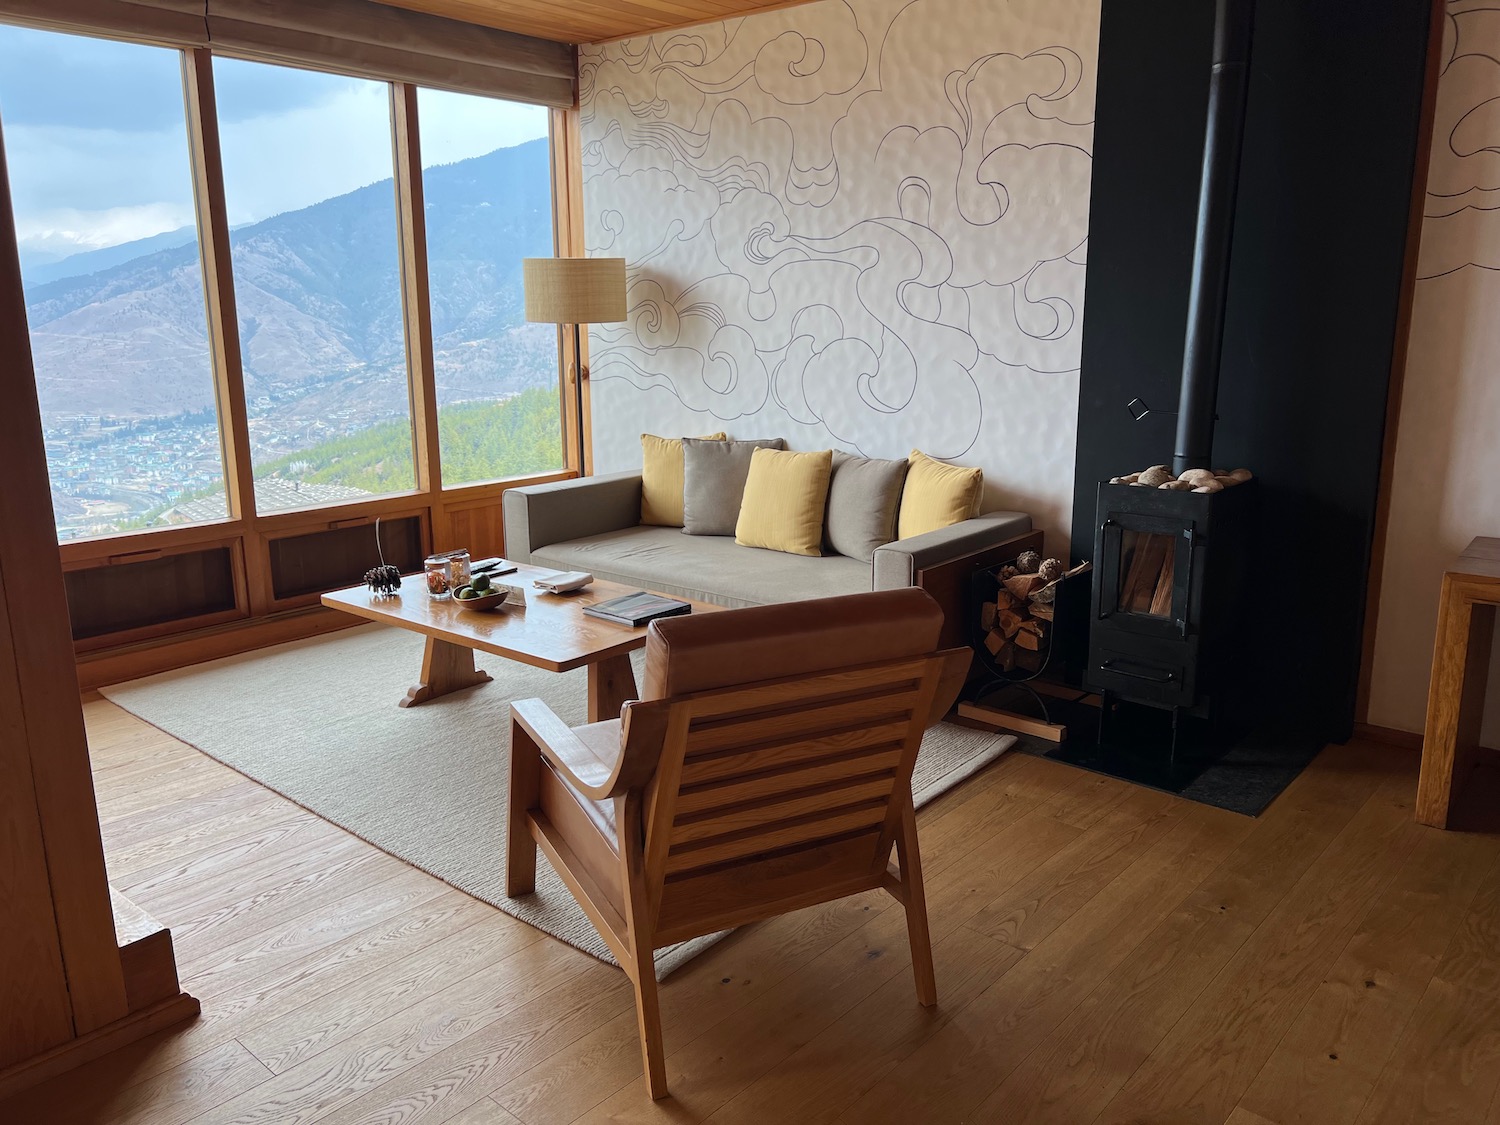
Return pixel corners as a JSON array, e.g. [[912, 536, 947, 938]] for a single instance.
[[588, 654, 639, 723], [401, 637, 493, 708]]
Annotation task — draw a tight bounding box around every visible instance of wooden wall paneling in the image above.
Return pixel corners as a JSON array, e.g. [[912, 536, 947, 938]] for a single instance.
[[64, 541, 247, 652], [392, 83, 446, 547], [445, 498, 506, 559], [57, 518, 242, 568], [73, 606, 364, 693], [1355, 0, 1448, 724], [265, 511, 427, 606], [0, 119, 129, 1038], [440, 471, 574, 558]]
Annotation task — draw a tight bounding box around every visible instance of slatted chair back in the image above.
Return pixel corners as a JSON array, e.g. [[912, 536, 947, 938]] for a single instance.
[[622, 588, 969, 944]]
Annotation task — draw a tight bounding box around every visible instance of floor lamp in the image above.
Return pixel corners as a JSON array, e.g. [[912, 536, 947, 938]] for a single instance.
[[523, 257, 627, 475]]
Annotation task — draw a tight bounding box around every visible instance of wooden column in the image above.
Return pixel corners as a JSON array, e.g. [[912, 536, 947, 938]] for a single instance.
[[0, 106, 196, 1099]]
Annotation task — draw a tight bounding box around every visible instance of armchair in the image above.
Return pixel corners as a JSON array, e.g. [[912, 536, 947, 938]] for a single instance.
[[505, 588, 971, 1099]]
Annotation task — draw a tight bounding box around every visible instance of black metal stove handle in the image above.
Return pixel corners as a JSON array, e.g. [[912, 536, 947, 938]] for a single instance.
[[1099, 658, 1177, 684]]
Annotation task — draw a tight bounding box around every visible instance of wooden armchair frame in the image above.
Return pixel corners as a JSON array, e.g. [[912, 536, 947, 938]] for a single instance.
[[506, 644, 971, 1099]]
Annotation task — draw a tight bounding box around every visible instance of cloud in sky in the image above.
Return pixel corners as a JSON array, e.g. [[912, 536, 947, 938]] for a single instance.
[[0, 22, 549, 261]]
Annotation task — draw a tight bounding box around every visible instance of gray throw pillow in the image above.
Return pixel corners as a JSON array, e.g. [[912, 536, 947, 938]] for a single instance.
[[682, 437, 786, 535], [824, 450, 909, 562]]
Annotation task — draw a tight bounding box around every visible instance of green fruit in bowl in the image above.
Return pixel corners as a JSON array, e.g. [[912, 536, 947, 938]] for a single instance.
[[472, 574, 491, 593], [456, 587, 476, 600]]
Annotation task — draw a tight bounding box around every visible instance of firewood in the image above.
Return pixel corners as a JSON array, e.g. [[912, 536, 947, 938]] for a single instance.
[[1148, 548, 1176, 617], [998, 609, 1025, 639], [1015, 648, 1042, 672], [1122, 534, 1171, 614], [995, 643, 1016, 673], [980, 601, 998, 630], [1015, 629, 1041, 651], [994, 589, 1019, 611], [1003, 574, 1044, 602], [1019, 619, 1046, 638], [984, 629, 1006, 656], [1030, 603, 1055, 622]]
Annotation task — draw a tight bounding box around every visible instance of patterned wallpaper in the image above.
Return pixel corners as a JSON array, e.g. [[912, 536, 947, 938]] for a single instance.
[[577, 0, 1101, 547], [1367, 0, 1500, 738]]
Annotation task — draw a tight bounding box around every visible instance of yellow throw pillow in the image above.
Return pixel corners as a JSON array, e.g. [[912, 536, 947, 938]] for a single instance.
[[897, 450, 983, 539], [735, 448, 834, 556], [639, 432, 727, 526]]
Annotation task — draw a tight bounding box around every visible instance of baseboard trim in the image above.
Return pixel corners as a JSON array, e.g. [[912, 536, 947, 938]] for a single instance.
[[1353, 722, 1423, 751], [0, 993, 200, 1101], [76, 606, 364, 691]]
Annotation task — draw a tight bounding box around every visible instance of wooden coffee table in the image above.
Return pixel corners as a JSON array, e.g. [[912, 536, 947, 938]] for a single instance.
[[322, 564, 721, 722]]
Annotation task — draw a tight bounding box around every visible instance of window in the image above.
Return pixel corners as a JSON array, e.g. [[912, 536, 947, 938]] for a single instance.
[[215, 58, 417, 513], [0, 25, 226, 540], [0, 17, 573, 654], [417, 87, 560, 485]]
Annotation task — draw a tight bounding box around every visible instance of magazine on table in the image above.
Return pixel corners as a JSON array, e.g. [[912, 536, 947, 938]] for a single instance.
[[582, 591, 692, 627]]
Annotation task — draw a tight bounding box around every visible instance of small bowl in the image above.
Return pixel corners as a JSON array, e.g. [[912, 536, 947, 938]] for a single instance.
[[455, 590, 507, 612]]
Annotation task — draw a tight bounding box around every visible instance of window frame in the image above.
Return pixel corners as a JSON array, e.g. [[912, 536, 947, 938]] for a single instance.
[[0, 36, 584, 641]]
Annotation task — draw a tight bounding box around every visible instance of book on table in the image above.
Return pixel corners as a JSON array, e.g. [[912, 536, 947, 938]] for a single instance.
[[582, 591, 693, 627]]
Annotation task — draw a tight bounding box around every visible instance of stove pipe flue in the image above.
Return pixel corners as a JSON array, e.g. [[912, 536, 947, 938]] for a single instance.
[[1173, 0, 1255, 476]]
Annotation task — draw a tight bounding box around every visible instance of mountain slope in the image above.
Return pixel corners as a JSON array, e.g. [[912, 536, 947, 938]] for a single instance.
[[24, 135, 555, 424]]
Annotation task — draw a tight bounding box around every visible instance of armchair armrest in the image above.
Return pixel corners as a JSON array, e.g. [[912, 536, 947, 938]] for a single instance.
[[872, 512, 1034, 589], [502, 471, 644, 562], [929, 647, 976, 725], [511, 696, 671, 801]]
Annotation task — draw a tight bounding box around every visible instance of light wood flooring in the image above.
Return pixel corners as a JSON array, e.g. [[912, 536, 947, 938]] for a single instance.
[[5, 698, 1500, 1124]]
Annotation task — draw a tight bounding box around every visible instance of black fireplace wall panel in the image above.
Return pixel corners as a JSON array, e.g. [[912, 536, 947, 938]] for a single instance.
[[1069, 0, 1433, 741]]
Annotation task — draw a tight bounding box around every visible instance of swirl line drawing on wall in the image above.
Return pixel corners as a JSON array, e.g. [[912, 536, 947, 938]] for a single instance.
[[1419, 0, 1500, 278], [580, 0, 1098, 462]]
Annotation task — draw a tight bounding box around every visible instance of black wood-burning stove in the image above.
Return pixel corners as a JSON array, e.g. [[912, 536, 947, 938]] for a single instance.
[[1085, 0, 1258, 756], [1087, 480, 1256, 746]]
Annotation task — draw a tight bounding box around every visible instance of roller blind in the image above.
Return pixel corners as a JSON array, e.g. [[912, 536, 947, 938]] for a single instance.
[[0, 0, 577, 107]]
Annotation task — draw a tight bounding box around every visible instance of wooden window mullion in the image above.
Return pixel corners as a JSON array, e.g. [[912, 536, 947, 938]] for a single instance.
[[391, 82, 445, 548], [182, 48, 269, 612]]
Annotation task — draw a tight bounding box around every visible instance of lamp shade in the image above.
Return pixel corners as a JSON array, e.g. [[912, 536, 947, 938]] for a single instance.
[[523, 257, 627, 325]]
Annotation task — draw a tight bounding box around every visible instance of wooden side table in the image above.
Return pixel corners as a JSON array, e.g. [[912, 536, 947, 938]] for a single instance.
[[1416, 537, 1500, 828]]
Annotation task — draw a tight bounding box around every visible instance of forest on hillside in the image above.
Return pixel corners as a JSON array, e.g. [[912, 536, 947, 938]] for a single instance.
[[254, 387, 563, 492]]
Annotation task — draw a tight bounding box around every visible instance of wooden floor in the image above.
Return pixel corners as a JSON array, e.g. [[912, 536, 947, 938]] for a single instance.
[[5, 701, 1500, 1125]]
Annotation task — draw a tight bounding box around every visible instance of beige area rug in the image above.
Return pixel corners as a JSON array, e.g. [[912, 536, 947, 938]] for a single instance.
[[102, 624, 1015, 976]]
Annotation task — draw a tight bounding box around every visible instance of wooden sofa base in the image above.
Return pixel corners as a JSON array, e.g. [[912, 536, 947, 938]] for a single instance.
[[918, 529, 1044, 649]]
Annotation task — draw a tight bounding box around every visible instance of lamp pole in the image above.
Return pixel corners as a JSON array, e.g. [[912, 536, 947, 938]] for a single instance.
[[572, 320, 586, 475]]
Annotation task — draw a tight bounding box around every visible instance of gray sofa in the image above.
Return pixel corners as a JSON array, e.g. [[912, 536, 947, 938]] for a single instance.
[[502, 471, 1039, 640]]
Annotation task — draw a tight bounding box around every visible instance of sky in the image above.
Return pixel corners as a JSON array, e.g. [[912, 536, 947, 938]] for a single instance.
[[0, 22, 550, 266]]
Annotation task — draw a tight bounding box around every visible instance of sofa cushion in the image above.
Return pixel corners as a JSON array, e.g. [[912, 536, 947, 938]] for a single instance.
[[898, 449, 983, 539], [735, 447, 833, 557], [639, 432, 726, 527], [681, 437, 784, 536], [530, 525, 870, 608], [825, 451, 909, 562]]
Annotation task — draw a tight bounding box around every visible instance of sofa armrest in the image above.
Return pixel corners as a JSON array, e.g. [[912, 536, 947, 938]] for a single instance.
[[873, 512, 1039, 649], [502, 472, 643, 562], [872, 512, 1035, 589]]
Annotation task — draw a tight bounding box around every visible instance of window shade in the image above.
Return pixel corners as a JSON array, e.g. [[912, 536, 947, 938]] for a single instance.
[[0, 0, 577, 107]]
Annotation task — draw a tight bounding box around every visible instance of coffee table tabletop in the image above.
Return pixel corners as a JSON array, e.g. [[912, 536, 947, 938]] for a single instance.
[[322, 564, 722, 717]]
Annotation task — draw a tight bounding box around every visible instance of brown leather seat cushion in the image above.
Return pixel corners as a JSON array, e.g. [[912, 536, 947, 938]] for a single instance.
[[642, 587, 944, 700]]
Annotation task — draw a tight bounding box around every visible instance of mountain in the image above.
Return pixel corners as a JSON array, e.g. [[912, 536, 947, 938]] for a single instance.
[[23, 136, 556, 426], [21, 225, 199, 287]]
